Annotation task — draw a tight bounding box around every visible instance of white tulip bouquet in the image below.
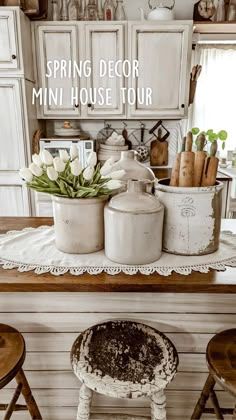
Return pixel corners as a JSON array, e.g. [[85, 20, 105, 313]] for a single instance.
[[19, 147, 125, 198]]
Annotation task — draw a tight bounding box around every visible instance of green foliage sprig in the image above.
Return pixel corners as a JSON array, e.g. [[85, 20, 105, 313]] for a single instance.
[[191, 128, 228, 150]]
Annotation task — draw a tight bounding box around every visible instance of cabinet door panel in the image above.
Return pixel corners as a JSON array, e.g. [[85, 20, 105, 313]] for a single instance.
[[128, 23, 192, 119], [85, 24, 125, 118], [0, 186, 25, 216], [0, 10, 18, 69], [36, 25, 80, 118], [0, 79, 26, 170]]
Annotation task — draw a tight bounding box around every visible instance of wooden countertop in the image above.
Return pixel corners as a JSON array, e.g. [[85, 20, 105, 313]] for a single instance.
[[0, 218, 236, 293]]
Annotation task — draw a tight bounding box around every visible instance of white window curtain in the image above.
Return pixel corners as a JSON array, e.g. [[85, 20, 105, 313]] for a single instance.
[[190, 45, 236, 154]]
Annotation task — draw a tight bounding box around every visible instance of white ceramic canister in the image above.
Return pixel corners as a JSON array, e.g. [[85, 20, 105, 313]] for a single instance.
[[52, 195, 108, 254], [155, 178, 224, 256], [105, 180, 164, 265]]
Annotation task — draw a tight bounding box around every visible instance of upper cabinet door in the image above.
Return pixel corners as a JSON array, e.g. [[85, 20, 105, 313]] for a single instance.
[[128, 22, 192, 119], [84, 23, 126, 118], [0, 79, 26, 170], [35, 25, 80, 118], [0, 10, 18, 70]]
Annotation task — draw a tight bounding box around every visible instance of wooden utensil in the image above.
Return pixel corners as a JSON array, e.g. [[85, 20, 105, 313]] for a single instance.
[[122, 123, 132, 150], [193, 133, 206, 187], [179, 131, 195, 187], [201, 141, 219, 187], [170, 137, 186, 187], [150, 128, 168, 166]]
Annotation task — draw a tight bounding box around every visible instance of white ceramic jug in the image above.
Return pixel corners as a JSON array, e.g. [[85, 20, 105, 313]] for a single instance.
[[105, 180, 164, 265]]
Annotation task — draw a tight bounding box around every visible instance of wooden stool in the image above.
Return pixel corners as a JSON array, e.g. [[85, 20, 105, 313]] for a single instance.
[[71, 320, 179, 420], [191, 329, 236, 419], [0, 323, 42, 420]]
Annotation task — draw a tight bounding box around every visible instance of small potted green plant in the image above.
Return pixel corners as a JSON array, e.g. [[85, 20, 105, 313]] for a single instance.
[[19, 148, 125, 254], [191, 128, 228, 151]]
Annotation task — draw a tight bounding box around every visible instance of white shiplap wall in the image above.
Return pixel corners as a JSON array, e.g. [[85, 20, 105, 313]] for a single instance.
[[1, 292, 236, 420]]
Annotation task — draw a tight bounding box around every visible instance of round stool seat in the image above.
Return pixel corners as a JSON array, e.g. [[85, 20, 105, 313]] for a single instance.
[[207, 328, 236, 398], [0, 324, 25, 389], [71, 320, 178, 399]]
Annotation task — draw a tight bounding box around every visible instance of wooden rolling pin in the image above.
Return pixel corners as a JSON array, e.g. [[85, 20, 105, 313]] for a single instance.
[[193, 133, 206, 187], [201, 141, 219, 187], [179, 132, 195, 187], [170, 137, 186, 186]]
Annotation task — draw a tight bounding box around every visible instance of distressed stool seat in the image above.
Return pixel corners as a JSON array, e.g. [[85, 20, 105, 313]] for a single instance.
[[0, 323, 42, 420], [71, 320, 178, 420], [191, 329, 236, 419]]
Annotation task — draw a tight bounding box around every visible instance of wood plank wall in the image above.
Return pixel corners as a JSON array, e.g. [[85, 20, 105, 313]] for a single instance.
[[0, 292, 236, 420]]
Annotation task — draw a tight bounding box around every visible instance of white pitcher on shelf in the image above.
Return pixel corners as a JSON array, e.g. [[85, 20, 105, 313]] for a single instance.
[[139, 0, 175, 20]]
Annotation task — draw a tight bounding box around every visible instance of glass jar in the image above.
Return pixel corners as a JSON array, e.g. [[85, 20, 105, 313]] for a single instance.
[[115, 0, 125, 20], [97, 0, 104, 20], [104, 0, 114, 20], [78, 0, 85, 19], [52, 0, 60, 20], [60, 0, 69, 20], [87, 0, 98, 20], [232, 149, 236, 167], [68, 0, 79, 20]]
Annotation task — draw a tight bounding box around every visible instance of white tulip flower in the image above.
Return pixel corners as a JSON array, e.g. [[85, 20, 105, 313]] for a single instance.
[[106, 180, 122, 190], [70, 159, 82, 176], [19, 168, 33, 183], [53, 157, 66, 173], [87, 151, 97, 167], [47, 166, 58, 181], [100, 157, 116, 177], [29, 163, 43, 177], [32, 153, 43, 167], [110, 170, 126, 180], [59, 149, 70, 163], [83, 165, 94, 181], [41, 150, 53, 166], [70, 144, 79, 161]]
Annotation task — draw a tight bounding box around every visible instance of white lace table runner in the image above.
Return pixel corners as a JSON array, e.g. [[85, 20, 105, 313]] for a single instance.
[[0, 226, 236, 277]]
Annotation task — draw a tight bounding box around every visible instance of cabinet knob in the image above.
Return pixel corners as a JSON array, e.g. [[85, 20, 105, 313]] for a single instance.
[[88, 103, 92, 108], [12, 54, 16, 60], [75, 104, 79, 108], [181, 104, 185, 108]]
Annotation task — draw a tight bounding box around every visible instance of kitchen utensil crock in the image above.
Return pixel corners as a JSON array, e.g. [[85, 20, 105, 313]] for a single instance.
[[105, 180, 164, 265]]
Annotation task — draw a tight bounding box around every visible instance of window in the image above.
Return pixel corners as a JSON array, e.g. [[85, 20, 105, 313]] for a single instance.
[[190, 44, 236, 154]]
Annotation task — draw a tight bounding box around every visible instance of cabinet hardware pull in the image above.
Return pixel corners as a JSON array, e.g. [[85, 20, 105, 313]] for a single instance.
[[12, 54, 16, 60], [75, 104, 79, 108], [181, 104, 185, 108], [88, 103, 92, 108]]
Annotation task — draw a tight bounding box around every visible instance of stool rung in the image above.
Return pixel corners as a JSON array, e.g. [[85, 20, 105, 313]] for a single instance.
[[204, 407, 234, 415], [0, 404, 28, 411], [91, 414, 150, 420]]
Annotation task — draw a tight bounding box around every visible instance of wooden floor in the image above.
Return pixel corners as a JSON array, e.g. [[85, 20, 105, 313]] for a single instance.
[[0, 292, 236, 420]]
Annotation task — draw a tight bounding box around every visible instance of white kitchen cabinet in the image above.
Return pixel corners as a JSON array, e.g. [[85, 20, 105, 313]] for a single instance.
[[0, 185, 30, 216], [84, 23, 126, 119], [0, 10, 18, 70], [34, 24, 81, 118], [0, 79, 26, 170], [128, 22, 192, 119], [33, 21, 192, 120], [0, 8, 41, 216]]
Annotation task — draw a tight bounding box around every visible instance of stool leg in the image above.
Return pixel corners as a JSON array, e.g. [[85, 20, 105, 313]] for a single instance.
[[191, 374, 215, 420], [15, 368, 42, 420], [3, 383, 23, 420], [151, 389, 166, 420], [210, 390, 224, 420], [77, 383, 93, 420]]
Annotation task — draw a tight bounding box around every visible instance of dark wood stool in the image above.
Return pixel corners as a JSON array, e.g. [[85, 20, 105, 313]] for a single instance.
[[71, 320, 179, 420], [0, 323, 42, 420], [191, 329, 236, 419]]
